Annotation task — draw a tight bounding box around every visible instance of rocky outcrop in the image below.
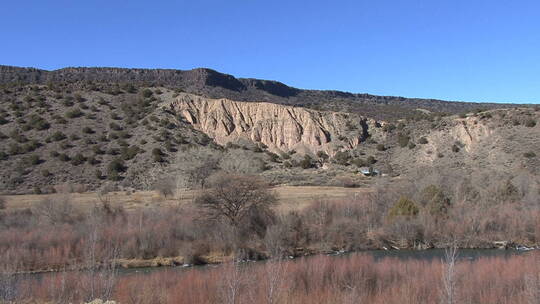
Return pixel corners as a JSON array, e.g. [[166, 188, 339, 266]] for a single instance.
[[168, 93, 376, 155]]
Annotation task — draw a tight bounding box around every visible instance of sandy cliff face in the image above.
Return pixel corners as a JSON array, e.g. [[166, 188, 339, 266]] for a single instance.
[[168, 93, 377, 155]]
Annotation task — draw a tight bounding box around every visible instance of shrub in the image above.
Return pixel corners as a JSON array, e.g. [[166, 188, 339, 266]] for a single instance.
[[82, 127, 94, 134], [140, 89, 153, 98], [451, 144, 460, 152], [51, 131, 66, 141], [109, 122, 122, 131], [70, 153, 86, 166], [382, 124, 396, 132], [65, 108, 83, 119], [408, 142, 416, 149], [525, 119, 536, 127], [397, 133, 410, 148], [8, 143, 23, 155], [0, 151, 7, 160], [524, 151, 536, 158], [333, 151, 350, 165], [41, 169, 51, 177], [121, 146, 141, 160], [376, 144, 386, 151], [25, 154, 41, 165], [58, 154, 71, 162], [388, 197, 419, 218], [366, 156, 376, 165], [107, 159, 126, 181], [110, 112, 122, 120], [10, 130, 28, 143], [92, 145, 105, 155], [299, 155, 314, 169], [27, 114, 50, 130], [418, 137, 428, 144]]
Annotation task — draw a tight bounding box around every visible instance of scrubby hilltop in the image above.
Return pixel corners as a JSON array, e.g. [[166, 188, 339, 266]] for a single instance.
[[0, 65, 523, 120]]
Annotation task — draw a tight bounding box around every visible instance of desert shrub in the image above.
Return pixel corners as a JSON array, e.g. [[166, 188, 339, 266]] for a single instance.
[[418, 137, 428, 144], [376, 144, 386, 151], [397, 133, 410, 148], [298, 155, 315, 169], [366, 156, 376, 164], [27, 114, 50, 130], [121, 146, 141, 160], [283, 161, 292, 168], [25, 154, 41, 166], [525, 119, 536, 127], [82, 127, 94, 134], [316, 151, 329, 162], [351, 158, 367, 167], [109, 122, 122, 131], [0, 197, 5, 209], [266, 151, 280, 162], [388, 197, 419, 218], [333, 151, 351, 165], [451, 144, 460, 152], [408, 142, 416, 149], [8, 143, 23, 155], [50, 151, 60, 157], [10, 130, 28, 143], [382, 123, 396, 132], [51, 131, 66, 141], [58, 154, 71, 162], [152, 148, 165, 162], [69, 134, 80, 141], [523, 151, 536, 158], [41, 169, 51, 177], [154, 178, 175, 198], [65, 108, 83, 119], [70, 153, 86, 166], [142, 89, 153, 98], [107, 159, 126, 181], [0, 151, 7, 160], [110, 112, 122, 120], [22, 140, 40, 153]]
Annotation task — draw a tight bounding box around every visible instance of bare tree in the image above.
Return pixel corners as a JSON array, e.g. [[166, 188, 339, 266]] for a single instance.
[[524, 273, 540, 304], [220, 149, 265, 175], [83, 210, 120, 302], [195, 173, 277, 227], [441, 244, 458, 304], [220, 261, 245, 304], [263, 226, 288, 304], [171, 146, 222, 190], [0, 250, 18, 303]]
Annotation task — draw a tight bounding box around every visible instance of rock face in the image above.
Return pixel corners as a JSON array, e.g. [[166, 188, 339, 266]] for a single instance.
[[168, 93, 376, 155]]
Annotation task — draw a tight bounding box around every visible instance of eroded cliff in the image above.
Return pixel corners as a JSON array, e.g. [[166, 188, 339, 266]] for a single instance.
[[168, 93, 378, 155]]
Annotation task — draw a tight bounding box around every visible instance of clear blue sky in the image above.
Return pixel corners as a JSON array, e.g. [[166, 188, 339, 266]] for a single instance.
[[1, 0, 539, 104]]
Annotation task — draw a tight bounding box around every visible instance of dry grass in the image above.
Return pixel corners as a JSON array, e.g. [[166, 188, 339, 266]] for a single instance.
[[1, 185, 371, 212]]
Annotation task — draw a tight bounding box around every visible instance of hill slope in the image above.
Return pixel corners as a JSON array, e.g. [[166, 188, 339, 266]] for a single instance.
[[0, 65, 524, 121]]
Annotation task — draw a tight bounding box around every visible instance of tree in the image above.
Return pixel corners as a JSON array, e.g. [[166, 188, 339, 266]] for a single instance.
[[420, 185, 451, 218], [174, 146, 221, 189], [195, 174, 277, 227], [388, 197, 419, 218]]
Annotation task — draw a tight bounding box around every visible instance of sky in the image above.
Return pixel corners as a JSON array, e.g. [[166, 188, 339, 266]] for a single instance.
[[1, 0, 539, 104]]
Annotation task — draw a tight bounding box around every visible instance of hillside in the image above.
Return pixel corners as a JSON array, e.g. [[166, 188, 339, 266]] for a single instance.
[[0, 65, 523, 121], [0, 75, 538, 194]]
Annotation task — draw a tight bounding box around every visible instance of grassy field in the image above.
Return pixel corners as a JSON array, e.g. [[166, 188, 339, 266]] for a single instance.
[[1, 186, 372, 212]]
